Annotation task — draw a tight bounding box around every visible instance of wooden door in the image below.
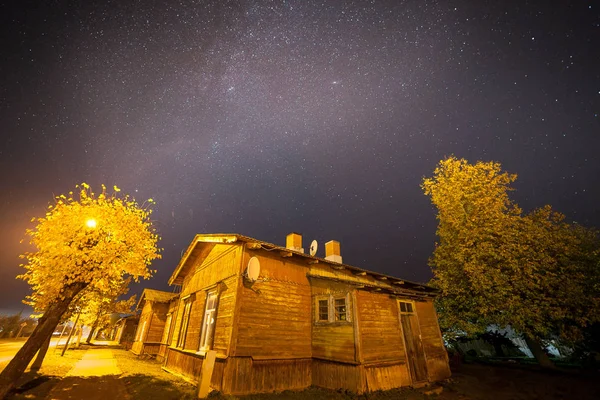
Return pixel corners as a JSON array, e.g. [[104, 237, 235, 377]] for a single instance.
[[399, 301, 428, 384]]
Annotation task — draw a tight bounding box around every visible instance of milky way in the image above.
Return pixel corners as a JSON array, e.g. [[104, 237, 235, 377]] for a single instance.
[[1, 0, 598, 313]]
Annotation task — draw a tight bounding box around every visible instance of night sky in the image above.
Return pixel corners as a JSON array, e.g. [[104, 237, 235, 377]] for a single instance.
[[1, 1, 598, 315]]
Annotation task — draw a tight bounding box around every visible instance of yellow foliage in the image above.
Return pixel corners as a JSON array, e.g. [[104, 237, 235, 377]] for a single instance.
[[19, 183, 161, 312], [422, 157, 600, 342]]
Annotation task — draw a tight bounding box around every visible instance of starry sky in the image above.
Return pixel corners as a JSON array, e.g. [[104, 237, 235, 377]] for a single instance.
[[1, 0, 599, 315]]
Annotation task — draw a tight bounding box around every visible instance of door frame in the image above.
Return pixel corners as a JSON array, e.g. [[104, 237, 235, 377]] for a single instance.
[[398, 299, 429, 385]]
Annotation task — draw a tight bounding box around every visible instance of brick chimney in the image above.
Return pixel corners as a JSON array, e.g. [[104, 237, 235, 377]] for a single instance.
[[286, 232, 304, 253], [325, 240, 342, 263]]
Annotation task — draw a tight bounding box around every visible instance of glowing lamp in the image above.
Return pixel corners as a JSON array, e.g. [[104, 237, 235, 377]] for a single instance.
[[86, 219, 97, 229]]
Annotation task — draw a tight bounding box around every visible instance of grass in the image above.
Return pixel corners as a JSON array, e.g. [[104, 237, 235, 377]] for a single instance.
[[2, 344, 598, 399], [112, 349, 197, 400], [1, 344, 86, 399]]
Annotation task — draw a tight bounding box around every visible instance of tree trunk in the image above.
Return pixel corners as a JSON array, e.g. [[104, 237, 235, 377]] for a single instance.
[[0, 282, 86, 399], [86, 319, 98, 344], [30, 333, 52, 372], [524, 335, 555, 369], [75, 325, 82, 348]]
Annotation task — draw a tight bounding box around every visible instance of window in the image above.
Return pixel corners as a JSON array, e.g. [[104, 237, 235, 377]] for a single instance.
[[199, 291, 218, 351], [318, 299, 329, 321], [399, 301, 414, 314], [314, 294, 351, 323], [177, 298, 192, 348], [334, 297, 347, 321]]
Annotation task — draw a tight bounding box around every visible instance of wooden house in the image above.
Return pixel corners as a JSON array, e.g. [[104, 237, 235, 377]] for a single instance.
[[157, 296, 180, 362], [113, 315, 139, 348], [161, 233, 450, 394], [131, 288, 178, 357]]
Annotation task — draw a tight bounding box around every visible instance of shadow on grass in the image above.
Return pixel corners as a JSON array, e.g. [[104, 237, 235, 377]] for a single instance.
[[8, 372, 61, 400], [8, 374, 197, 400], [120, 374, 197, 400]]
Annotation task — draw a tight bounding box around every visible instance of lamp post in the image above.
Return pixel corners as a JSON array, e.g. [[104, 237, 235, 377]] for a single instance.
[[61, 307, 81, 357]]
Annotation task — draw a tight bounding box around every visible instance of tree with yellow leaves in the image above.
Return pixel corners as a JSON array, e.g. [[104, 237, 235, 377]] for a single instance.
[[0, 184, 160, 398], [422, 157, 600, 368], [77, 278, 137, 344]]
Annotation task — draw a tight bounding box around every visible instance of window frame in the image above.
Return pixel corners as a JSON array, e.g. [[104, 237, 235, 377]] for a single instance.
[[176, 297, 193, 348], [314, 293, 352, 324], [333, 296, 348, 321], [198, 290, 219, 352], [398, 300, 415, 315], [317, 298, 329, 322]]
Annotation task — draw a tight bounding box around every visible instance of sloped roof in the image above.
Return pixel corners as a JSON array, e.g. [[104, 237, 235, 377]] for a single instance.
[[168, 234, 438, 297], [136, 288, 178, 310]]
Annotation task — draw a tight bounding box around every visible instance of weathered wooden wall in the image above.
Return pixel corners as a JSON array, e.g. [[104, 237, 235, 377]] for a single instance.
[[146, 302, 169, 343], [131, 302, 152, 354], [170, 244, 240, 353], [364, 363, 411, 391], [163, 243, 241, 385], [233, 251, 312, 359], [222, 357, 311, 395], [312, 360, 364, 393], [157, 299, 179, 362], [163, 348, 227, 389], [415, 300, 451, 381], [310, 279, 356, 363], [131, 341, 143, 355], [164, 348, 203, 383], [356, 290, 406, 364], [158, 239, 451, 395]]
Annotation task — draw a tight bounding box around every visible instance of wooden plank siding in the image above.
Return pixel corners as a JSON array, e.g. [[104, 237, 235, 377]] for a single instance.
[[146, 302, 169, 343], [131, 302, 154, 355], [312, 360, 364, 393], [235, 280, 312, 358], [164, 348, 203, 384], [310, 279, 356, 363], [163, 243, 242, 385], [234, 251, 312, 359], [415, 300, 451, 381], [364, 363, 411, 391], [222, 357, 311, 395], [356, 290, 406, 364], [158, 299, 179, 362], [213, 276, 237, 354], [158, 236, 451, 395]]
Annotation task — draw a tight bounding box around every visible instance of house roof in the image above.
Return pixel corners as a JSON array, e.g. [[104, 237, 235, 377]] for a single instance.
[[136, 288, 179, 310], [168, 233, 438, 297]]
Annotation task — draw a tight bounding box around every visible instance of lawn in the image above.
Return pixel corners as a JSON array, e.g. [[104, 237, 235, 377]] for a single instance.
[[113, 349, 197, 400], [1, 345, 85, 399], [2, 346, 599, 399]]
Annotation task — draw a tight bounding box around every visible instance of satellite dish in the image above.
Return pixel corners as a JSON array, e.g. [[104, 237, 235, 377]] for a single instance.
[[309, 240, 318, 256], [246, 257, 260, 281]]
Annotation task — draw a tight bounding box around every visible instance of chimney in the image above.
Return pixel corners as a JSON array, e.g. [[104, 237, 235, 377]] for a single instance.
[[286, 232, 304, 253], [325, 240, 342, 263]]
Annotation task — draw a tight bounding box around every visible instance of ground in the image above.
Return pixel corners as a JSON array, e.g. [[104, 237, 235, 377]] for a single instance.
[[0, 342, 598, 399]]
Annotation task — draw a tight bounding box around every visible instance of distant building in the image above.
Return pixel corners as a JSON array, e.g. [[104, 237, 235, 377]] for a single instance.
[[113, 315, 139, 349], [156, 233, 450, 394], [131, 288, 178, 357]]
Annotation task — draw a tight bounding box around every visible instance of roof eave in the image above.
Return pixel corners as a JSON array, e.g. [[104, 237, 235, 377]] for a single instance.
[[168, 234, 239, 285]]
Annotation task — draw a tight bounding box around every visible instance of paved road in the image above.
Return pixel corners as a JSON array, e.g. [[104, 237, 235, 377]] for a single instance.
[[0, 338, 64, 363]]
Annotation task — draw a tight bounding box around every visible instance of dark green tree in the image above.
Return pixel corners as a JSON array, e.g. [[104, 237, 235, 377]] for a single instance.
[[422, 157, 600, 367]]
